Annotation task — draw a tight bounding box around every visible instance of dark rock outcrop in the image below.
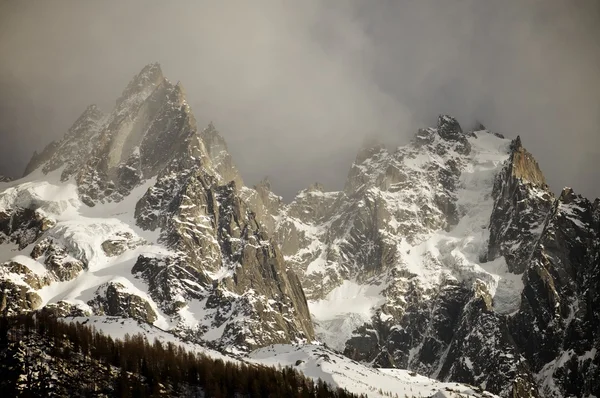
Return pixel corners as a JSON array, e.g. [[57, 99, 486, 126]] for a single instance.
[[509, 188, 600, 397], [31, 238, 84, 281], [89, 282, 158, 324], [134, 143, 315, 348], [0, 280, 42, 314], [0, 208, 48, 249]]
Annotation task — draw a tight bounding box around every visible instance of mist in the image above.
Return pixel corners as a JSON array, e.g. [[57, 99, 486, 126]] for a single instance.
[[1, 0, 598, 200]]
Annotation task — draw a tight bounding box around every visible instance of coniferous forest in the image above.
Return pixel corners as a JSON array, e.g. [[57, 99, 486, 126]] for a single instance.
[[0, 314, 366, 398]]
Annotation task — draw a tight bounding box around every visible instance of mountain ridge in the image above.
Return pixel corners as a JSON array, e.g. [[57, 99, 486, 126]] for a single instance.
[[1, 63, 598, 398]]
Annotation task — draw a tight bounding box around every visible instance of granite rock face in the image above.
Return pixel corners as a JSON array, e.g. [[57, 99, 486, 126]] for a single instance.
[[486, 136, 554, 273], [24, 104, 106, 180]]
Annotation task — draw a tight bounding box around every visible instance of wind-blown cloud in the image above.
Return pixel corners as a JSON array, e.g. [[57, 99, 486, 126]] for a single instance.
[[0, 0, 598, 199]]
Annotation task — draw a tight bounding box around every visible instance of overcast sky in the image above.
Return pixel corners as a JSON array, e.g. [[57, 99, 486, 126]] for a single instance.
[[1, 0, 599, 200]]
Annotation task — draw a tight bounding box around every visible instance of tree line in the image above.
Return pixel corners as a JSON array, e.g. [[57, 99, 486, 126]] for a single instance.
[[0, 313, 367, 398]]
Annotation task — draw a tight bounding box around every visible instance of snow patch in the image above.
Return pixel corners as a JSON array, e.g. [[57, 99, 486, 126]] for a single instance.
[[309, 280, 386, 351]]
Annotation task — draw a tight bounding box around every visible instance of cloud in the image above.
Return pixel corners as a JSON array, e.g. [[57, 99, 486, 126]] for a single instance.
[[0, 0, 598, 199]]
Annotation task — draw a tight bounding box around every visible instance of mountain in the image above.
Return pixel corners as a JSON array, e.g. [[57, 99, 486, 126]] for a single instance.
[[0, 64, 313, 353], [1, 64, 598, 398], [271, 116, 599, 397]]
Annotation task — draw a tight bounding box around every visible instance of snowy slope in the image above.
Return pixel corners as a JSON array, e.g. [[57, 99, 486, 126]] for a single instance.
[[63, 316, 236, 363], [62, 316, 497, 398], [249, 344, 498, 398], [0, 169, 172, 326], [298, 130, 520, 351]]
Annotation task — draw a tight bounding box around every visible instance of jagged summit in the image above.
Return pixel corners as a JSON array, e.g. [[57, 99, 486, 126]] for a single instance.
[[23, 103, 106, 177], [437, 114, 463, 138], [486, 134, 553, 274], [199, 122, 243, 188], [20, 63, 222, 205], [558, 186, 578, 203], [507, 135, 547, 188], [353, 136, 387, 166], [116, 62, 164, 107], [254, 176, 272, 192], [0, 174, 11, 183]]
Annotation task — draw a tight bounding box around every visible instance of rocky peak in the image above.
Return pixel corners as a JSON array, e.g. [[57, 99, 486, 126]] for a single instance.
[[473, 121, 487, 131], [509, 135, 522, 151], [486, 137, 554, 273], [115, 62, 164, 107], [252, 176, 280, 209], [508, 184, 600, 397], [437, 114, 463, 139], [307, 182, 325, 192], [199, 122, 243, 187], [200, 122, 227, 158], [354, 136, 387, 165], [23, 104, 107, 178], [429, 114, 472, 155], [558, 186, 577, 204], [2, 63, 316, 352], [241, 177, 282, 235], [344, 139, 388, 195], [69, 104, 105, 134], [0, 175, 11, 183], [507, 136, 547, 188], [22, 64, 174, 186], [254, 177, 271, 193]]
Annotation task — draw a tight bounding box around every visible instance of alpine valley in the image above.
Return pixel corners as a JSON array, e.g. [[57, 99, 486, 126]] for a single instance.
[[1, 64, 598, 398]]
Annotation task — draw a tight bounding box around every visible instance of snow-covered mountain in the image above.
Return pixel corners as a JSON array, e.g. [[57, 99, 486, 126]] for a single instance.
[[1, 64, 598, 398], [271, 118, 599, 397], [0, 64, 313, 354]]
